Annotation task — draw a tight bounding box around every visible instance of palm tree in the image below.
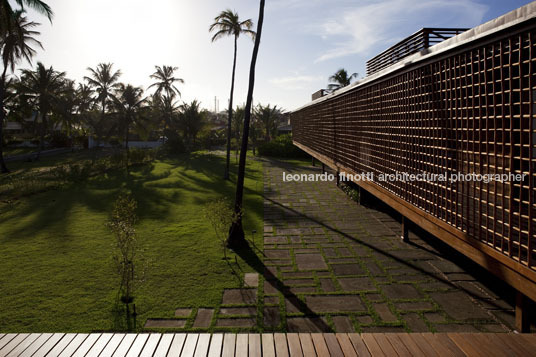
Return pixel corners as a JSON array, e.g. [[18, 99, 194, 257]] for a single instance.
[[151, 92, 180, 134], [0, 10, 42, 172], [18, 62, 65, 157], [227, 0, 265, 248], [148, 65, 183, 98], [85, 63, 121, 116], [328, 69, 358, 91], [249, 112, 262, 156], [84, 63, 121, 144], [178, 100, 206, 148], [1, 0, 52, 34], [75, 83, 94, 115], [113, 83, 145, 153], [232, 105, 245, 161], [255, 104, 282, 142], [209, 9, 255, 180], [55, 78, 78, 138]]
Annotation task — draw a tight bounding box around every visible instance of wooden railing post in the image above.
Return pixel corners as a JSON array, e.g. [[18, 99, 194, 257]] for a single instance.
[[516, 292, 531, 333], [401, 216, 409, 242]]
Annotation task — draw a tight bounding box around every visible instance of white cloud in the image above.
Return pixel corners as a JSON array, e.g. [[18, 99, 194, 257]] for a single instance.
[[314, 0, 488, 62]]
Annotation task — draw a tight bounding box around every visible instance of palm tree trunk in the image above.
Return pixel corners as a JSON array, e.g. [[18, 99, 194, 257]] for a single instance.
[[224, 35, 238, 180], [227, 0, 265, 248], [36, 111, 47, 160], [125, 123, 130, 170], [0, 72, 10, 173]]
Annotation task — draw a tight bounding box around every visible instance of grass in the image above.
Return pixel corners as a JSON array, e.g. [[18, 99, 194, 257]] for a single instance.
[[0, 150, 264, 332], [4, 147, 38, 157]]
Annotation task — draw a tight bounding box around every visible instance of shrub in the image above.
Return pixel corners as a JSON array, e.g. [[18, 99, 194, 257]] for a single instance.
[[161, 131, 186, 155], [204, 198, 241, 259], [128, 148, 146, 166], [257, 134, 308, 158], [93, 158, 110, 174], [108, 193, 146, 309], [109, 151, 126, 168], [5, 173, 47, 197], [48, 132, 71, 148], [340, 181, 360, 202], [6, 139, 24, 146]]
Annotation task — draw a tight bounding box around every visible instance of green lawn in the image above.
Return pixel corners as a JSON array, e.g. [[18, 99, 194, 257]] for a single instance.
[[4, 147, 37, 157], [0, 151, 264, 332]]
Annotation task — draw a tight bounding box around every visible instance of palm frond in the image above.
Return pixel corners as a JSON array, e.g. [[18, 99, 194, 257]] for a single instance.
[[15, 0, 53, 21]]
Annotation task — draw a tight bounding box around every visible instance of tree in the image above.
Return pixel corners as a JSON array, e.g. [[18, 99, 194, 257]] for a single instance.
[[231, 105, 244, 162], [149, 65, 183, 132], [255, 103, 281, 142], [0, 10, 42, 172], [113, 83, 146, 154], [178, 100, 206, 148], [54, 78, 78, 138], [249, 111, 262, 156], [227, 0, 265, 248], [75, 83, 94, 114], [1, 0, 52, 34], [148, 65, 183, 98], [84, 63, 121, 144], [209, 9, 255, 180], [150, 92, 180, 135], [18, 62, 65, 157], [328, 68, 358, 91]]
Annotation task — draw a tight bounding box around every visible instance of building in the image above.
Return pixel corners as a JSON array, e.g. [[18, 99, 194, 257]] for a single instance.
[[291, 2, 536, 331]]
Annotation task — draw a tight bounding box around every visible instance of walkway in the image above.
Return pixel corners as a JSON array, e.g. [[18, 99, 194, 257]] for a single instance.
[[261, 159, 516, 333], [143, 158, 519, 333]]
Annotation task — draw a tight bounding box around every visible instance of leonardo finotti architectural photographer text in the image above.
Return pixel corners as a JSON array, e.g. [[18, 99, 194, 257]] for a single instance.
[[282, 171, 527, 183]]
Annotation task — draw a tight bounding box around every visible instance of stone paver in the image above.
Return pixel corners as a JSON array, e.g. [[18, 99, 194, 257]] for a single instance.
[[145, 319, 186, 328], [381, 284, 422, 299], [219, 307, 257, 316], [430, 291, 490, 321], [374, 303, 398, 322], [193, 308, 214, 328], [305, 295, 366, 313], [331, 264, 364, 276], [215, 318, 256, 328], [404, 313, 429, 332], [264, 307, 281, 328], [295, 254, 328, 270], [338, 277, 376, 292], [244, 273, 259, 288], [174, 308, 193, 317], [332, 316, 355, 332], [222, 289, 257, 305], [319, 278, 336, 292], [287, 317, 330, 332]]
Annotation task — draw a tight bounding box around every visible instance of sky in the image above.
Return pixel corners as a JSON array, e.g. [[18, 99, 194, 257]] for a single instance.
[[15, 0, 534, 112]]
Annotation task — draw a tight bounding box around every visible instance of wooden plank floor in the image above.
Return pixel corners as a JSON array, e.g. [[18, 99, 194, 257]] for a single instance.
[[0, 333, 534, 356]]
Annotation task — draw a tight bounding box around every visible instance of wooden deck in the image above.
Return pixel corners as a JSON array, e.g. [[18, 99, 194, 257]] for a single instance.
[[1, 332, 535, 356]]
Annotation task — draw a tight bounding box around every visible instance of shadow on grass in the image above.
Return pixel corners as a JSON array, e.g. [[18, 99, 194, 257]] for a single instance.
[[0, 151, 264, 243]]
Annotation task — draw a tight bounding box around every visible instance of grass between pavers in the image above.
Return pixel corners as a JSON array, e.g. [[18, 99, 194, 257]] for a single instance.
[[0, 151, 264, 332]]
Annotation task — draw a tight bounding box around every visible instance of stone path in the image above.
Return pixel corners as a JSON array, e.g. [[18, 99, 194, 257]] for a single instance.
[[260, 159, 515, 333], [145, 158, 518, 333]]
